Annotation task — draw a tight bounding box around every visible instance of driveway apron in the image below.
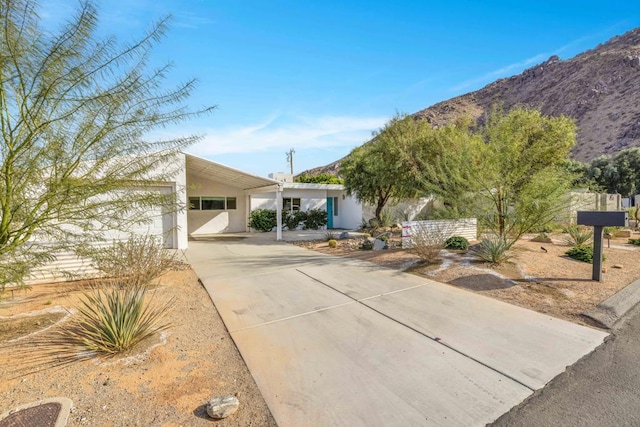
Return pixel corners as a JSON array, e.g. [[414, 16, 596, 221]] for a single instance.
[[186, 239, 607, 426]]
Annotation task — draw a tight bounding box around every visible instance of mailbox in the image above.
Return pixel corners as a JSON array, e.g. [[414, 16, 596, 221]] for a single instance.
[[577, 211, 628, 227]]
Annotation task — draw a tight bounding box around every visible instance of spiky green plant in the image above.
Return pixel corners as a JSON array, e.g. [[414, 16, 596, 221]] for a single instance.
[[471, 235, 514, 265], [563, 225, 593, 247], [64, 284, 173, 355]]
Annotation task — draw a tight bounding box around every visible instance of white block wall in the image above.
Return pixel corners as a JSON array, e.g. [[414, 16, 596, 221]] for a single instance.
[[401, 218, 478, 249]]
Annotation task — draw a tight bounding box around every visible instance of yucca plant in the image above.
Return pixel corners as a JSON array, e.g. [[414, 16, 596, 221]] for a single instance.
[[563, 225, 593, 247], [63, 283, 173, 355], [471, 235, 514, 265]]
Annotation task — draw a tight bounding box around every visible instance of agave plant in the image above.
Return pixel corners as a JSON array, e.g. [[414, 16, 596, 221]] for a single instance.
[[471, 235, 514, 265], [563, 225, 593, 247]]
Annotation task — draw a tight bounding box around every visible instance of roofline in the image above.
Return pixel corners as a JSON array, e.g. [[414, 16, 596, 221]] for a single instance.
[[183, 152, 279, 189]]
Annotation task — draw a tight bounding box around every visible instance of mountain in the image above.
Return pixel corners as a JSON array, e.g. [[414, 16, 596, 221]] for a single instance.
[[302, 28, 640, 176]]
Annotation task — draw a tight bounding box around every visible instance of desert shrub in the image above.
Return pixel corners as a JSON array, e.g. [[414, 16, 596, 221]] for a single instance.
[[378, 234, 389, 242], [304, 209, 328, 230], [445, 236, 469, 250], [379, 208, 394, 227], [360, 238, 374, 250], [629, 238, 640, 246], [283, 210, 305, 230], [470, 235, 514, 265], [82, 235, 180, 288], [566, 245, 605, 264], [328, 239, 338, 248], [563, 225, 593, 246], [363, 233, 371, 238], [62, 283, 173, 354], [410, 224, 448, 263], [249, 209, 277, 232]]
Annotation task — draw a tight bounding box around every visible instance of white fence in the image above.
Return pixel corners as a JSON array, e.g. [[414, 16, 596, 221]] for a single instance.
[[401, 218, 477, 249]]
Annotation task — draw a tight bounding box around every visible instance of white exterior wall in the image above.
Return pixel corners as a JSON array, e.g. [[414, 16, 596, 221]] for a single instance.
[[327, 190, 362, 229], [250, 188, 363, 230], [187, 173, 247, 234]]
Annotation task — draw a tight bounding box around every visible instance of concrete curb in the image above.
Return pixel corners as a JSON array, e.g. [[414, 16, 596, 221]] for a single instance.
[[0, 397, 73, 427], [584, 278, 640, 329]]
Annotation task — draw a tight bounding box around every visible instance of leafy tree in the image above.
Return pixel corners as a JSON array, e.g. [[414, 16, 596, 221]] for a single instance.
[[0, 0, 213, 285], [586, 147, 640, 197], [295, 172, 344, 184], [340, 114, 429, 220], [457, 106, 577, 240]]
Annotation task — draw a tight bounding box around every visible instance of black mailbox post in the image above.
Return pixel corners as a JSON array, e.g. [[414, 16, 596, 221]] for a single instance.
[[576, 211, 629, 281]]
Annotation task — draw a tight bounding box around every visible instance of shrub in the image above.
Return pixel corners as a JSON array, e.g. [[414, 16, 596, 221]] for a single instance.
[[284, 210, 305, 230], [629, 238, 640, 246], [410, 224, 448, 263], [82, 235, 181, 288], [249, 209, 277, 232], [328, 239, 338, 248], [360, 238, 374, 250], [563, 225, 593, 247], [379, 208, 394, 227], [304, 209, 328, 230], [566, 245, 605, 264], [363, 233, 371, 238], [445, 236, 469, 250], [378, 234, 389, 242], [62, 283, 173, 355], [470, 235, 514, 265]]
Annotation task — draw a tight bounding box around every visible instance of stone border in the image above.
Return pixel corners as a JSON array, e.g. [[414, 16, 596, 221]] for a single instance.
[[584, 278, 640, 329], [0, 397, 73, 427]]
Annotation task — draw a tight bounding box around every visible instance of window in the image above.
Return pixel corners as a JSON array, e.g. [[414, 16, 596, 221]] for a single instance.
[[189, 197, 201, 210], [283, 197, 301, 211], [188, 196, 237, 210], [333, 197, 338, 216]]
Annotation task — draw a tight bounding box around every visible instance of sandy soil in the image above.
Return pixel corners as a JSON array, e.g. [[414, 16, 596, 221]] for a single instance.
[[0, 269, 277, 426], [295, 233, 640, 327]]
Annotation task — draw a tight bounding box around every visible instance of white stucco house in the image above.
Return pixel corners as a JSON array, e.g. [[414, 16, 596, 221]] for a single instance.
[[183, 153, 362, 244], [26, 153, 362, 283]]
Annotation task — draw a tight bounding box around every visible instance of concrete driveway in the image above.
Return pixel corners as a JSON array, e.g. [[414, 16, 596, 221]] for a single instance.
[[186, 237, 607, 426]]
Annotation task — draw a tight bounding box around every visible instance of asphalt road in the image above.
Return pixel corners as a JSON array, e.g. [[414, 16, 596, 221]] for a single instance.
[[491, 303, 640, 427]]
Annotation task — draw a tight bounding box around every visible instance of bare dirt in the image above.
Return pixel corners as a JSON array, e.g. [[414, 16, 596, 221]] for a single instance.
[[295, 233, 640, 327], [0, 269, 277, 426]]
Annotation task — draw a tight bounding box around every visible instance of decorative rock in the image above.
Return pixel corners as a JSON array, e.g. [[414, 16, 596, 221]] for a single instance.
[[614, 230, 632, 238], [612, 264, 624, 269], [373, 238, 387, 251], [206, 396, 240, 419], [338, 231, 350, 240], [602, 267, 608, 273]]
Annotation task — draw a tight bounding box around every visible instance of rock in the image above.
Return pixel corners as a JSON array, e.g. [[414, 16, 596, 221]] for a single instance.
[[602, 267, 608, 273], [613, 264, 623, 269], [338, 231, 350, 240], [373, 238, 387, 250], [206, 396, 240, 419], [614, 230, 632, 238]]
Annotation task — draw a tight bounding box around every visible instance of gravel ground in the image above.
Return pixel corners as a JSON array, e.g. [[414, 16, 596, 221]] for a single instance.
[[295, 232, 640, 327], [0, 269, 277, 427]]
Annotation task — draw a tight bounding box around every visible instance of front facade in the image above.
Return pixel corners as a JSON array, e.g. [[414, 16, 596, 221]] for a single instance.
[[183, 154, 362, 239]]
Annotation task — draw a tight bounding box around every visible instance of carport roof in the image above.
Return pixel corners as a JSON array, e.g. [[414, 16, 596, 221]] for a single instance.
[[185, 153, 278, 190]]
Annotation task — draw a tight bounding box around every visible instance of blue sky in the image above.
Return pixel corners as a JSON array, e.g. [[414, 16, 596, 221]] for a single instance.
[[41, 0, 640, 177]]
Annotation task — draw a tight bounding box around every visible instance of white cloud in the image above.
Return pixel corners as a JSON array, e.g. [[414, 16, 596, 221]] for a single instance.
[[181, 113, 388, 157]]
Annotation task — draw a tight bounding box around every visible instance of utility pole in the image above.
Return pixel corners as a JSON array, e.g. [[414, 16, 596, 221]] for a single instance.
[[286, 148, 295, 174]]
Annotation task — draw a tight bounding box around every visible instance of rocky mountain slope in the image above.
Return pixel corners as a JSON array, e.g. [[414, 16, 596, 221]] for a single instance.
[[303, 28, 640, 176]]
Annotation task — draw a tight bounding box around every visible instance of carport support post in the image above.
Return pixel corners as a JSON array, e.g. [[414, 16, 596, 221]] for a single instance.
[[592, 226, 604, 282], [276, 184, 283, 241]]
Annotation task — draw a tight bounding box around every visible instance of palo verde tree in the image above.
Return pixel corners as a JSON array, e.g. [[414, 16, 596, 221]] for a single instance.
[[340, 114, 430, 221], [0, 0, 214, 285], [461, 106, 577, 241]]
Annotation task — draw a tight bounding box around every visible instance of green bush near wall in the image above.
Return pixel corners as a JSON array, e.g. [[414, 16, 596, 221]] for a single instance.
[[249, 209, 277, 232]]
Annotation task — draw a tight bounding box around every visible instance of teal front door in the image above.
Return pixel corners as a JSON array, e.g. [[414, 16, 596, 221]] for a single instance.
[[326, 197, 333, 228]]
